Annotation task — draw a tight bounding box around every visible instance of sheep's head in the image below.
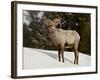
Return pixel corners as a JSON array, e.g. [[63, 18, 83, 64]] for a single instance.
[[44, 18, 57, 33], [44, 17, 62, 33]]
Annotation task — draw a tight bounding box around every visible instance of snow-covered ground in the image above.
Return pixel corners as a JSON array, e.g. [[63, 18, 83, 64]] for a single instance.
[[23, 47, 91, 70]]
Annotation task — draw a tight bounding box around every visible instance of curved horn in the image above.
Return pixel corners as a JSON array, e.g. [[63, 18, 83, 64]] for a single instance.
[[53, 18, 62, 28]]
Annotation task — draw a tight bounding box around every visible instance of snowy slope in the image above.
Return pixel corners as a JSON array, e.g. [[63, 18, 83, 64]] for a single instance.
[[23, 47, 91, 70]]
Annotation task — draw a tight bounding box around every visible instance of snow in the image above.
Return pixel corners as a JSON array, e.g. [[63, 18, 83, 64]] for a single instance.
[[23, 47, 91, 70]]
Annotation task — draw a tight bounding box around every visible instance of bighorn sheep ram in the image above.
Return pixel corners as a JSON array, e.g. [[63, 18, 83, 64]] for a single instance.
[[44, 17, 80, 64]]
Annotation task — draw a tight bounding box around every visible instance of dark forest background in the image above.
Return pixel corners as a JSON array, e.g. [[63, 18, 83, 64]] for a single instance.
[[23, 10, 91, 55]]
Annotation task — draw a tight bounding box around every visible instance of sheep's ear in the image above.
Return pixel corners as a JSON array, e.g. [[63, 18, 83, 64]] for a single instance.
[[43, 16, 47, 20]]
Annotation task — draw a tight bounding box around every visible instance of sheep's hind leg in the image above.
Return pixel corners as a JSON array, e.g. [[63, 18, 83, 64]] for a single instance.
[[61, 48, 64, 63], [74, 50, 79, 64]]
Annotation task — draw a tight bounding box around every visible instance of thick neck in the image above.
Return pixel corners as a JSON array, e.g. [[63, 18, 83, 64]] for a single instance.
[[49, 28, 59, 37]]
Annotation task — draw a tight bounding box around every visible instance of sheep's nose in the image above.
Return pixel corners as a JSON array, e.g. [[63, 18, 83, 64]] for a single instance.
[[51, 28, 54, 30], [51, 27, 55, 31]]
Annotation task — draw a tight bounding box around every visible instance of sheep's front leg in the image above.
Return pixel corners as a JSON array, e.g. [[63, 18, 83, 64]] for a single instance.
[[58, 46, 61, 62], [58, 48, 61, 62], [57, 45, 64, 63]]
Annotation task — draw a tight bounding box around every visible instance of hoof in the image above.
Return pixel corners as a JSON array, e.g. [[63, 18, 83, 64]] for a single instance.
[[62, 61, 64, 63], [74, 62, 78, 64]]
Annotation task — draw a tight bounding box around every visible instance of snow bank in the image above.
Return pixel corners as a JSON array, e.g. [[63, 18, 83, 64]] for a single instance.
[[23, 47, 91, 70]]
